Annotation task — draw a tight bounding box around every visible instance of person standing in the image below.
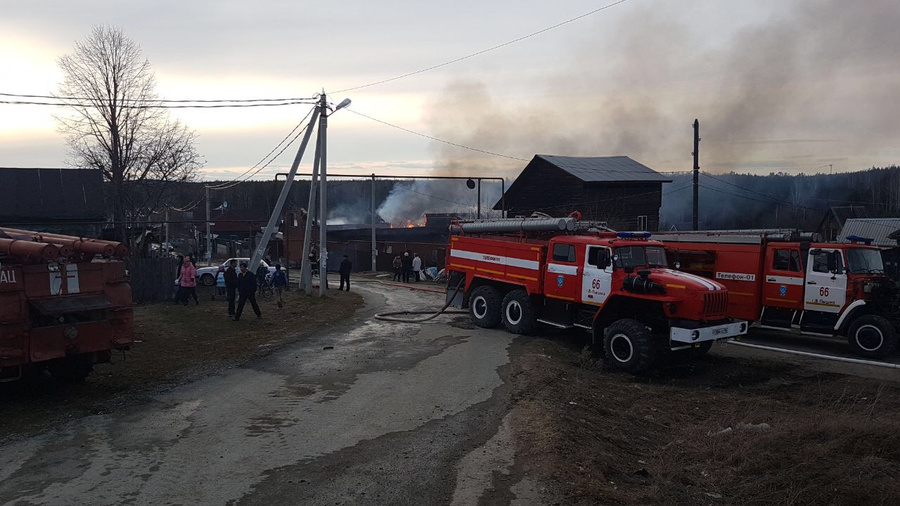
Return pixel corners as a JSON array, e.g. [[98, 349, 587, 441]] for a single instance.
[[401, 251, 413, 283], [177, 256, 199, 305], [224, 259, 238, 316], [392, 255, 402, 281], [256, 262, 269, 290], [339, 255, 352, 291], [271, 263, 288, 307], [234, 262, 261, 321], [412, 253, 422, 282]]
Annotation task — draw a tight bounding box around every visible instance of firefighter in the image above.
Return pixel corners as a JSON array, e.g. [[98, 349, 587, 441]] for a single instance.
[[233, 262, 262, 321]]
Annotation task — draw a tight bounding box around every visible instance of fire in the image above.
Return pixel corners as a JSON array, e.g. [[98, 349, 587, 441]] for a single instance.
[[406, 220, 415, 228]]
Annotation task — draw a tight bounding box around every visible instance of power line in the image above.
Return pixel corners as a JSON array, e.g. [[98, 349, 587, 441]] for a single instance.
[[207, 107, 316, 190], [210, 120, 315, 191], [0, 92, 318, 103], [346, 108, 527, 161], [0, 99, 316, 109], [333, 0, 629, 93], [526, 183, 693, 214]]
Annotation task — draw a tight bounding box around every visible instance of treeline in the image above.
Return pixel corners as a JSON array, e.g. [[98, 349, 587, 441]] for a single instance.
[[660, 166, 900, 231]]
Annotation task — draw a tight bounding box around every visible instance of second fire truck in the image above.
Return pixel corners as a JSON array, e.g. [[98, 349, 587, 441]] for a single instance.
[[445, 217, 747, 372], [658, 230, 899, 359]]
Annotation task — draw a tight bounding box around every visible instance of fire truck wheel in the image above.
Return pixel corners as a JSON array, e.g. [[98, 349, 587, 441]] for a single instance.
[[603, 319, 655, 373], [200, 273, 216, 286], [501, 289, 535, 334], [847, 315, 897, 359], [469, 285, 502, 328]]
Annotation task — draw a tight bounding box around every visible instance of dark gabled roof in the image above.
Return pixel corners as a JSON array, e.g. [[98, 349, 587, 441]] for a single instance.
[[536, 155, 672, 183], [0, 168, 104, 221]]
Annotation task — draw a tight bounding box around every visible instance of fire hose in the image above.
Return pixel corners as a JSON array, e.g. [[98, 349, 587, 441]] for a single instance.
[[373, 277, 468, 323]]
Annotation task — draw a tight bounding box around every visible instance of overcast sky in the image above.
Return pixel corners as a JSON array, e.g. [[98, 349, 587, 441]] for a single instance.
[[2, 0, 898, 181]]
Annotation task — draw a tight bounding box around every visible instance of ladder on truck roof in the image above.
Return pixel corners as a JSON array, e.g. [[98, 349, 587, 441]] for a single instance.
[[654, 229, 821, 245]]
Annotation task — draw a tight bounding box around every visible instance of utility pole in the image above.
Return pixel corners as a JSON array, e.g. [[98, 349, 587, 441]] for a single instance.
[[477, 179, 482, 219], [371, 173, 377, 272], [692, 119, 700, 231], [206, 187, 211, 264], [318, 93, 329, 297], [164, 208, 170, 256], [249, 105, 321, 274], [300, 129, 322, 293]]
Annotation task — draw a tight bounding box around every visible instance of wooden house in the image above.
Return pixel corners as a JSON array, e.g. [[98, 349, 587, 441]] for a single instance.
[[494, 155, 671, 231]]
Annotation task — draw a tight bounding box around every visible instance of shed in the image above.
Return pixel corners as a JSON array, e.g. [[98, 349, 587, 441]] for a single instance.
[[0, 167, 104, 236], [837, 218, 900, 247], [494, 155, 671, 231], [817, 206, 869, 242]]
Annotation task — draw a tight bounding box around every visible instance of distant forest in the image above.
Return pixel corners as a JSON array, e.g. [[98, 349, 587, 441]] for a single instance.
[[659, 166, 900, 231]]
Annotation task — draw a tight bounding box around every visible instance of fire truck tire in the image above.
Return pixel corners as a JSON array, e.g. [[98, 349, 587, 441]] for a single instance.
[[200, 273, 216, 286], [501, 289, 535, 334], [603, 319, 655, 373], [469, 285, 502, 328], [847, 315, 897, 359]]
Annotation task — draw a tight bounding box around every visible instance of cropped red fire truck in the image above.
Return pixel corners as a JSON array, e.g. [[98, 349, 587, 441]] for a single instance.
[[445, 217, 748, 372], [0, 228, 133, 382], [657, 230, 899, 359]]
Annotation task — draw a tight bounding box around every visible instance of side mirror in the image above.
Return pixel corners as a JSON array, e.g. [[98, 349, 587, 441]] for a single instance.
[[596, 250, 610, 269], [827, 252, 844, 275]]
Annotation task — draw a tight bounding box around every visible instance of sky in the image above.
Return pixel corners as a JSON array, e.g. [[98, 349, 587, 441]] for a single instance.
[[2, 0, 899, 183]]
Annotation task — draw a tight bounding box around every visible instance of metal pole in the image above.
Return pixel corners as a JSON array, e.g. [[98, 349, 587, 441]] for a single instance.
[[692, 119, 700, 231], [371, 173, 377, 272], [477, 179, 482, 219], [206, 187, 211, 264], [249, 106, 321, 273], [164, 208, 170, 256], [318, 94, 328, 297], [300, 129, 322, 293]]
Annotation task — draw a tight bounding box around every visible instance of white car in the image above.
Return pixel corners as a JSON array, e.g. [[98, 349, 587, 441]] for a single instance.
[[196, 258, 276, 286]]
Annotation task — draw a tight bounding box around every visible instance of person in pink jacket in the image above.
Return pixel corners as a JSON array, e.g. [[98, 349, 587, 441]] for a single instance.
[[177, 256, 199, 306]]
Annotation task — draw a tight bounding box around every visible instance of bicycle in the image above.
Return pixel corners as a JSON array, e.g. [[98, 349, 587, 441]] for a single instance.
[[258, 273, 275, 298]]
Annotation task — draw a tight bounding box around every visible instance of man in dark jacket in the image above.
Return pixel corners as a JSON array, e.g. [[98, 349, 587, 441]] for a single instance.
[[234, 262, 261, 321], [339, 255, 352, 291], [223, 259, 238, 316], [401, 251, 413, 283]]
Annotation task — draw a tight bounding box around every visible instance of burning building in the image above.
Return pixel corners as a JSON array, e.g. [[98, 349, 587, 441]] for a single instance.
[[494, 155, 671, 231]]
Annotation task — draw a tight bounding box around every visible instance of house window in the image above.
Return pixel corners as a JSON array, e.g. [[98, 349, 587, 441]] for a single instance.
[[637, 215, 648, 231]]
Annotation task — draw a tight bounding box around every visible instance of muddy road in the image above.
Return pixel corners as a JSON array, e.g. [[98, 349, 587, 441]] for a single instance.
[[0, 283, 533, 505]]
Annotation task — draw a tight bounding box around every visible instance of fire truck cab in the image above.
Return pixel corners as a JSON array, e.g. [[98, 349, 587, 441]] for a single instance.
[[446, 221, 747, 372], [659, 232, 899, 358]]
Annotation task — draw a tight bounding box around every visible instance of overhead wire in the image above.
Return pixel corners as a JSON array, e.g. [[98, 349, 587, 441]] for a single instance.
[[333, 0, 630, 93], [346, 108, 527, 161], [0, 92, 317, 103], [0, 99, 315, 109], [207, 106, 316, 190]]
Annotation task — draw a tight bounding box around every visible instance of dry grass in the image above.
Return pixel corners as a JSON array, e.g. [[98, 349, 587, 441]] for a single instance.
[[0, 287, 362, 441], [508, 337, 900, 505]]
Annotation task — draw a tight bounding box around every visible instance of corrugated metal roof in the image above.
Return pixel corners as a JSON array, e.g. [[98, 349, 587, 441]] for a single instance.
[[0, 168, 104, 221], [537, 155, 672, 183], [837, 218, 900, 247]]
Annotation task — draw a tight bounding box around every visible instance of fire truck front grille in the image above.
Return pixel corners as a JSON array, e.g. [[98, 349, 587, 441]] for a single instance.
[[703, 292, 728, 316]]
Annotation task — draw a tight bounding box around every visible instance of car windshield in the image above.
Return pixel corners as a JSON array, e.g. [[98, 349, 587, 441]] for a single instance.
[[615, 246, 668, 269], [846, 248, 884, 274]]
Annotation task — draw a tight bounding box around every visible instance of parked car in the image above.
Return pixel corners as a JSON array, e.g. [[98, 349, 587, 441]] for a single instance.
[[196, 258, 276, 286]]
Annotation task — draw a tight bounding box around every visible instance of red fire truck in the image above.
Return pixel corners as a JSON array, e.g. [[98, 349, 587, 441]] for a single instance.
[[657, 231, 898, 359], [445, 218, 747, 372], [0, 228, 133, 382]]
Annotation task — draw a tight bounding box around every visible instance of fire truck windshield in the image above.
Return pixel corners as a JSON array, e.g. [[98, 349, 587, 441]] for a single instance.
[[846, 248, 885, 274], [615, 246, 668, 270]]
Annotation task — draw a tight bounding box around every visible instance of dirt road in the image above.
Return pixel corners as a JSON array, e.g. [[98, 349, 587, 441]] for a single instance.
[[2, 280, 898, 505], [0, 283, 532, 505]]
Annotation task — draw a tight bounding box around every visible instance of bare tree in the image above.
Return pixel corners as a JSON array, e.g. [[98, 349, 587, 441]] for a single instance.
[[55, 25, 201, 244]]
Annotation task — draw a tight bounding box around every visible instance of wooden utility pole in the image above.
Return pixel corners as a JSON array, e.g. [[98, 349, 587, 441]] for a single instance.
[[692, 119, 700, 231]]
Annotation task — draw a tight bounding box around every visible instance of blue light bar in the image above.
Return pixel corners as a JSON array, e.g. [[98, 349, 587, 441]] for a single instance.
[[846, 235, 874, 245], [616, 231, 652, 239]]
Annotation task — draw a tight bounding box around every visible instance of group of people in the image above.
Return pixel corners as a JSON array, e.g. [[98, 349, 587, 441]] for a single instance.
[[391, 251, 423, 283]]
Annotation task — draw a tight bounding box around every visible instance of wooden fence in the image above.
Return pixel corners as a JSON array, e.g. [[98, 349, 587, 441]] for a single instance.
[[125, 257, 180, 303]]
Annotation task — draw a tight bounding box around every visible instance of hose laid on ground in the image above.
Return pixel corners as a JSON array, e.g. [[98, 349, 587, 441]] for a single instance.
[[374, 278, 468, 323], [728, 340, 900, 369]]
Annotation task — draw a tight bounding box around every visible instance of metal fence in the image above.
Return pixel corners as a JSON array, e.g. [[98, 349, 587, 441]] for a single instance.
[[125, 257, 180, 303]]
